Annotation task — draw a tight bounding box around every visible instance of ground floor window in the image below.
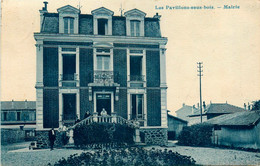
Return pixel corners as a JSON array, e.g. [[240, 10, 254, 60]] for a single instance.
[[131, 94, 144, 120], [63, 94, 76, 121]]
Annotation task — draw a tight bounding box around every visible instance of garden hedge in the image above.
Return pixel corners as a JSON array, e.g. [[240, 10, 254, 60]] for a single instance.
[[73, 123, 134, 147], [178, 124, 214, 147]]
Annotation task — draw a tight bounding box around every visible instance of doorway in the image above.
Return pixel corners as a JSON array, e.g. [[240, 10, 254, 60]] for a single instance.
[[63, 94, 76, 120], [96, 94, 111, 115]]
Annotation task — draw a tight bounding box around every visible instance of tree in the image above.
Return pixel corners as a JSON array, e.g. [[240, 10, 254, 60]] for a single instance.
[[251, 100, 260, 110]]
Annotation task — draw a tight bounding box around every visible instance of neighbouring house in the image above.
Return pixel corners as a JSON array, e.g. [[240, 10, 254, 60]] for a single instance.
[[205, 110, 260, 150], [1, 100, 36, 143], [34, 3, 168, 145], [167, 112, 187, 140], [188, 102, 246, 125], [175, 103, 199, 122]]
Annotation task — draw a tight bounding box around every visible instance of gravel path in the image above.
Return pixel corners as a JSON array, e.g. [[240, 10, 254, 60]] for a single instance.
[[1, 142, 260, 165]]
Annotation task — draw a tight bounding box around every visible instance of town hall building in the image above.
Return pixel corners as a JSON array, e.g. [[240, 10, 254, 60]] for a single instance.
[[34, 3, 168, 144]]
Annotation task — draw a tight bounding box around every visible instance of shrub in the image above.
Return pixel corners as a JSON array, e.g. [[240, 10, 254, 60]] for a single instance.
[[52, 147, 196, 166], [55, 131, 69, 147], [178, 124, 213, 147], [73, 123, 134, 147]]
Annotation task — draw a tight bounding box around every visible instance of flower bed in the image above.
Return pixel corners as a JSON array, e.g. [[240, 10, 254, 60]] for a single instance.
[[52, 147, 196, 166]]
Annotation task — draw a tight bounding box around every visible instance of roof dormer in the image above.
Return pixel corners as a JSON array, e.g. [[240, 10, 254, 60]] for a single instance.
[[57, 5, 80, 34], [91, 7, 114, 35], [124, 9, 146, 37]]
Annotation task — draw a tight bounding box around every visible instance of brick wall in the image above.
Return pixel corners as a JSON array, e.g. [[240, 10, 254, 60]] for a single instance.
[[146, 50, 160, 87], [114, 89, 127, 119], [112, 17, 126, 36], [43, 89, 59, 128], [80, 89, 94, 119], [80, 48, 93, 86], [43, 47, 59, 87], [113, 49, 127, 87], [147, 89, 161, 126], [79, 15, 93, 35]]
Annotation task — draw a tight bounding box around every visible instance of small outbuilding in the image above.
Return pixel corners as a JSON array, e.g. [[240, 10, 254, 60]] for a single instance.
[[206, 110, 260, 150], [167, 113, 188, 140]]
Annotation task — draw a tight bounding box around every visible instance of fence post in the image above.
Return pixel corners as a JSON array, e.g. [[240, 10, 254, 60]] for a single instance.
[[68, 129, 74, 145], [134, 128, 141, 143], [93, 112, 98, 122], [111, 112, 117, 123]]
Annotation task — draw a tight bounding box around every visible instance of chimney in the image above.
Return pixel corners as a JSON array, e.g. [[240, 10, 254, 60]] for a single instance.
[[43, 1, 48, 11], [12, 99, 14, 109], [25, 99, 28, 109], [197, 103, 199, 109], [192, 105, 195, 114], [210, 101, 212, 104], [203, 101, 206, 111], [244, 103, 247, 110], [39, 1, 48, 28], [248, 102, 251, 111], [153, 12, 161, 19], [226, 101, 228, 104], [182, 103, 185, 107]]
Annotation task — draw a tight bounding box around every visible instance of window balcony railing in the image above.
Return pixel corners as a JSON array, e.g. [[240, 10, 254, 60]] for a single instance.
[[59, 73, 78, 81], [94, 71, 114, 84], [129, 75, 145, 81]]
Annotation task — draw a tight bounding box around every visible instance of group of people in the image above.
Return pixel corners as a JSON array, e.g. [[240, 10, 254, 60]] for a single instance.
[[48, 108, 108, 150]]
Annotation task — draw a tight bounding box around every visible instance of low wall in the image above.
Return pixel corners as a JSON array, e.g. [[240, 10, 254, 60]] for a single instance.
[[1, 129, 25, 144], [140, 128, 168, 146]]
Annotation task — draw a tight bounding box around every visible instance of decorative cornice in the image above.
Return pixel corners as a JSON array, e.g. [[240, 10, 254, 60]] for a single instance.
[[34, 33, 168, 45]]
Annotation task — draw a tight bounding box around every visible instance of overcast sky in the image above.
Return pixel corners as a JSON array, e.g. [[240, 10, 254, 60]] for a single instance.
[[1, 0, 260, 114]]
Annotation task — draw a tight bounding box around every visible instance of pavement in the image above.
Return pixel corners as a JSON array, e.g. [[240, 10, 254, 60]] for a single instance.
[[1, 141, 260, 166]]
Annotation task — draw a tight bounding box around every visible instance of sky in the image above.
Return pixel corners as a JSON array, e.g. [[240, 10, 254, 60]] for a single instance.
[[1, 0, 260, 114]]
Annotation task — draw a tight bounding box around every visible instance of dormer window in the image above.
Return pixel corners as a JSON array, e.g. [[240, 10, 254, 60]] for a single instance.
[[124, 9, 146, 37], [130, 20, 140, 36], [57, 5, 80, 34], [98, 19, 108, 35], [64, 17, 74, 34], [91, 7, 114, 35]]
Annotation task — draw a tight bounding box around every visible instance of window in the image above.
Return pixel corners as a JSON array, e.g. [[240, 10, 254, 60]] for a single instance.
[[130, 20, 140, 36], [130, 56, 143, 81], [97, 55, 110, 70], [131, 94, 144, 120], [98, 19, 108, 35], [64, 17, 74, 34], [17, 112, 21, 121], [3, 112, 7, 121], [63, 54, 76, 80]]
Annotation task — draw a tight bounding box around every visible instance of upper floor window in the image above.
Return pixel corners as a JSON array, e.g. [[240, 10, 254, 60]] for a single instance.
[[124, 9, 146, 37], [17, 112, 21, 121], [97, 55, 110, 70], [98, 19, 108, 35], [3, 112, 7, 121], [91, 7, 114, 35], [57, 5, 80, 34], [64, 17, 74, 34], [130, 20, 140, 36]]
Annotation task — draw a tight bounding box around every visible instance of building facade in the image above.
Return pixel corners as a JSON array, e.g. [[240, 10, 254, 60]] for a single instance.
[[1, 100, 36, 127], [34, 4, 168, 143], [167, 113, 187, 140]]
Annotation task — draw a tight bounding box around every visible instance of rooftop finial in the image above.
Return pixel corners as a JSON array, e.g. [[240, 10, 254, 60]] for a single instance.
[[77, 1, 82, 13], [119, 3, 124, 16]]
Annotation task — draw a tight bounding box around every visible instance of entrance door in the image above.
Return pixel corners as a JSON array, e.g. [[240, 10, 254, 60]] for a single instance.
[[63, 94, 76, 120], [96, 94, 111, 115]]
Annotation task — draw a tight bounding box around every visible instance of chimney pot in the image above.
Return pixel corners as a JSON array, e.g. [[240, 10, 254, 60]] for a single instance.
[[182, 103, 185, 107], [43, 1, 48, 11]]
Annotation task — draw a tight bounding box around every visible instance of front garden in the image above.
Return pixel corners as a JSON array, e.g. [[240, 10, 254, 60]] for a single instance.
[[52, 147, 196, 166]]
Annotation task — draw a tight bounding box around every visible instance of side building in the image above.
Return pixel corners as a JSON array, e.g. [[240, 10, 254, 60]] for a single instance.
[[34, 4, 168, 144]]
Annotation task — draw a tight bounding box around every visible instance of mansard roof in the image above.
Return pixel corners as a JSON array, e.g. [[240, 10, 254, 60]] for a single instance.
[[124, 8, 146, 17], [91, 7, 114, 16], [57, 5, 80, 13]]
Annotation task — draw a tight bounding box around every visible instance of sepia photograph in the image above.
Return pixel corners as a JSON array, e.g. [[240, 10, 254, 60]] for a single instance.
[[1, 0, 260, 165]]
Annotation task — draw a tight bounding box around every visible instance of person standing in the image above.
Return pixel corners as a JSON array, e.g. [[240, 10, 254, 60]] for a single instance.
[[48, 127, 56, 151], [84, 111, 91, 119]]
